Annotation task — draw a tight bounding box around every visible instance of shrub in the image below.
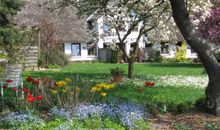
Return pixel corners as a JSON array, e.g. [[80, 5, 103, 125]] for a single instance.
[[38, 50, 68, 68], [205, 122, 220, 130], [155, 50, 163, 62], [175, 42, 187, 62], [110, 49, 119, 63], [162, 58, 176, 63], [110, 67, 124, 77]]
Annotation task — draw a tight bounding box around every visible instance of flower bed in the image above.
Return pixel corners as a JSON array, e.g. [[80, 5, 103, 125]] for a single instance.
[[0, 102, 150, 129], [0, 73, 207, 129]]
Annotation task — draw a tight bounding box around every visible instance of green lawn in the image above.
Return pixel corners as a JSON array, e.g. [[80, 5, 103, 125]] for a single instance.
[[23, 63, 205, 79], [112, 85, 204, 114]]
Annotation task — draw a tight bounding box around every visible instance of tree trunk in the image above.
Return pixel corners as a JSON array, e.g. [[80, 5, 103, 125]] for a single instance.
[[128, 57, 134, 79], [169, 0, 220, 115]]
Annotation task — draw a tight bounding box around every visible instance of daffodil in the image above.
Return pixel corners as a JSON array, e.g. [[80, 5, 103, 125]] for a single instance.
[[62, 89, 67, 93], [76, 87, 81, 92], [56, 81, 67, 87], [70, 91, 75, 95], [64, 78, 71, 83], [51, 90, 58, 94], [101, 92, 107, 97]]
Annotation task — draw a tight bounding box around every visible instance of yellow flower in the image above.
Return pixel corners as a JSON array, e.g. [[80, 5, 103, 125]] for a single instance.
[[51, 90, 58, 94], [70, 91, 75, 95], [76, 87, 80, 92], [101, 92, 107, 97], [56, 81, 67, 87], [64, 78, 71, 83], [91, 87, 98, 92], [62, 89, 67, 93], [109, 84, 115, 89]]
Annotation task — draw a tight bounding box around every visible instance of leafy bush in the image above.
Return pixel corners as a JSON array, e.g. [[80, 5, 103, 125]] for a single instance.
[[145, 50, 163, 62], [155, 50, 163, 62], [174, 123, 191, 130], [110, 67, 124, 76], [110, 49, 119, 63], [162, 58, 176, 63], [175, 42, 187, 62], [205, 122, 220, 130], [39, 50, 68, 68]]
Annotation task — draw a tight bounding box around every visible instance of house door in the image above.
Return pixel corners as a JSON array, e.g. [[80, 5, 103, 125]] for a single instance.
[[71, 43, 81, 56]]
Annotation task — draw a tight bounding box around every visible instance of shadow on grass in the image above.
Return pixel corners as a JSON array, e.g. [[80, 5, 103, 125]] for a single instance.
[[148, 63, 203, 68], [23, 71, 111, 80]]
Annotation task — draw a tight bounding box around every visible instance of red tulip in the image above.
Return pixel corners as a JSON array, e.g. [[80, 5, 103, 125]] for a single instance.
[[21, 88, 30, 93], [27, 93, 34, 98], [27, 97, 36, 103], [5, 79, 13, 83], [36, 95, 43, 100], [32, 79, 40, 85], [11, 88, 17, 91], [144, 81, 155, 87], [27, 93, 36, 103], [26, 76, 33, 82]]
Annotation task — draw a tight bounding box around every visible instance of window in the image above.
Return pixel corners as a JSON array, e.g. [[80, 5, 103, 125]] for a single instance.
[[161, 42, 169, 54], [103, 23, 110, 33], [71, 43, 81, 56], [87, 20, 95, 30]]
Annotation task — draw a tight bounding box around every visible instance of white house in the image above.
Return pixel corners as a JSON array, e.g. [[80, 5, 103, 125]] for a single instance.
[[86, 14, 146, 56], [14, 0, 198, 62], [145, 16, 198, 59]]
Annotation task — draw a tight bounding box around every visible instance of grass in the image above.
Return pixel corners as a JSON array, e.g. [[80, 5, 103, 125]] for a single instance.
[[23, 63, 205, 79], [111, 85, 204, 114]]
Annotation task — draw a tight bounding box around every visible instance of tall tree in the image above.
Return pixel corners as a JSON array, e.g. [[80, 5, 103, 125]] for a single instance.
[[0, 0, 26, 63], [62, 0, 170, 78], [169, 0, 220, 115]]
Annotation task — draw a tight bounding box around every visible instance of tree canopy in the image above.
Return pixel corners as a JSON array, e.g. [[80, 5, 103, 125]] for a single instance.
[[198, 6, 220, 45], [0, 0, 27, 63]]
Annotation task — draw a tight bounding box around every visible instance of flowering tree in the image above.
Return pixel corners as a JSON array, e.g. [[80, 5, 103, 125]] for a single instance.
[[198, 6, 220, 45], [169, 0, 220, 116], [57, 0, 211, 78], [63, 0, 170, 78]]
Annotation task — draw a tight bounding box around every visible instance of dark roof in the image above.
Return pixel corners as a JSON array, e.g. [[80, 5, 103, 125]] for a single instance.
[[14, 0, 89, 43]]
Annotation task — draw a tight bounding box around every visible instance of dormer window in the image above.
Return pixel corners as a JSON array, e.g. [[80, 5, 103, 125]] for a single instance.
[[103, 23, 110, 33], [87, 21, 95, 30]]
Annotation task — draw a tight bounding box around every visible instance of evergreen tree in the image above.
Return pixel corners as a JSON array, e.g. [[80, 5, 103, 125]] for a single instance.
[[0, 0, 25, 63]]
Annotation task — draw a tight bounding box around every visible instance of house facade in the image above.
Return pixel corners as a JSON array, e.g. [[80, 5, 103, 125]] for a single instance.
[[86, 15, 146, 56], [15, 0, 198, 62]]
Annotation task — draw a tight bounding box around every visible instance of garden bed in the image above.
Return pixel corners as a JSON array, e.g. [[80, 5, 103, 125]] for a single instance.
[[0, 63, 211, 129]]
